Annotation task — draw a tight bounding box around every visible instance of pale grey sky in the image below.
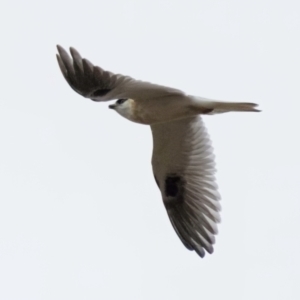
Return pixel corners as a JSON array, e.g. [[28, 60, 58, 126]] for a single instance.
[[1, 0, 300, 299]]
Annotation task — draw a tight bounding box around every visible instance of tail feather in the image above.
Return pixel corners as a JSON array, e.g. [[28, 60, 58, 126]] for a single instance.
[[192, 97, 261, 114], [210, 101, 261, 113]]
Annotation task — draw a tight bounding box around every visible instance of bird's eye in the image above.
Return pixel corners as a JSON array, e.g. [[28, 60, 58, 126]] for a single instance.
[[116, 98, 128, 105]]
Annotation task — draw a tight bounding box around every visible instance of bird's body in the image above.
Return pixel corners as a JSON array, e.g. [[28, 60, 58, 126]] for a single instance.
[[56, 45, 260, 258], [113, 95, 194, 124], [111, 95, 259, 125]]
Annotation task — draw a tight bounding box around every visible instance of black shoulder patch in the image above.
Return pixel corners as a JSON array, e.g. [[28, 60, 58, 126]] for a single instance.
[[164, 174, 185, 210]]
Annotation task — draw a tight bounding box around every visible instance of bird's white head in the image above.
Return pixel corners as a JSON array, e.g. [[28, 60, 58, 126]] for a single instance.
[[109, 98, 135, 122]]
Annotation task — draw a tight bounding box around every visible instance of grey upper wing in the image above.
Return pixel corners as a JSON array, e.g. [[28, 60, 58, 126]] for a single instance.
[[56, 45, 184, 102], [151, 116, 221, 258]]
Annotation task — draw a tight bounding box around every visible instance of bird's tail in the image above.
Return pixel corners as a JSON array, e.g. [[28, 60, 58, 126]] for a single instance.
[[192, 97, 261, 114]]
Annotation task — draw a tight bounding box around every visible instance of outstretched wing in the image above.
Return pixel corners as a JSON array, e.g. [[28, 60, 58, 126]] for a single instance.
[[56, 45, 184, 102], [151, 116, 221, 258]]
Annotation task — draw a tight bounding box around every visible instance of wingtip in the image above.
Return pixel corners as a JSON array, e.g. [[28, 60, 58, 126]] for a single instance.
[[56, 44, 63, 52], [56, 45, 70, 58], [69, 46, 77, 53], [195, 246, 205, 258], [69, 46, 82, 60], [56, 53, 68, 79]]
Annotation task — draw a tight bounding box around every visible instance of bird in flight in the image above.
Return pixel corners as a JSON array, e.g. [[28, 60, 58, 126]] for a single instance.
[[56, 45, 259, 258]]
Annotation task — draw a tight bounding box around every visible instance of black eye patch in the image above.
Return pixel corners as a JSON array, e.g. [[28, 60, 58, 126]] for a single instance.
[[116, 99, 128, 105]]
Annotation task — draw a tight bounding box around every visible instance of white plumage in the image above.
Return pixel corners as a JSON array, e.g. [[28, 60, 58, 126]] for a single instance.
[[56, 45, 259, 257]]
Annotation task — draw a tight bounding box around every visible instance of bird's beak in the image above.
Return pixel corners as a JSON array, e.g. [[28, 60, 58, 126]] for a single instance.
[[109, 104, 116, 109]]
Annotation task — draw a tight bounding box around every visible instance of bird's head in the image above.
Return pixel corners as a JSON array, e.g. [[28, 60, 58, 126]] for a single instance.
[[108, 98, 134, 121]]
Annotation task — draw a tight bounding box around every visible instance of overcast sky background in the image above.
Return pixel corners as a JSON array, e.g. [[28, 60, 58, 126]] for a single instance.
[[1, 0, 300, 299]]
